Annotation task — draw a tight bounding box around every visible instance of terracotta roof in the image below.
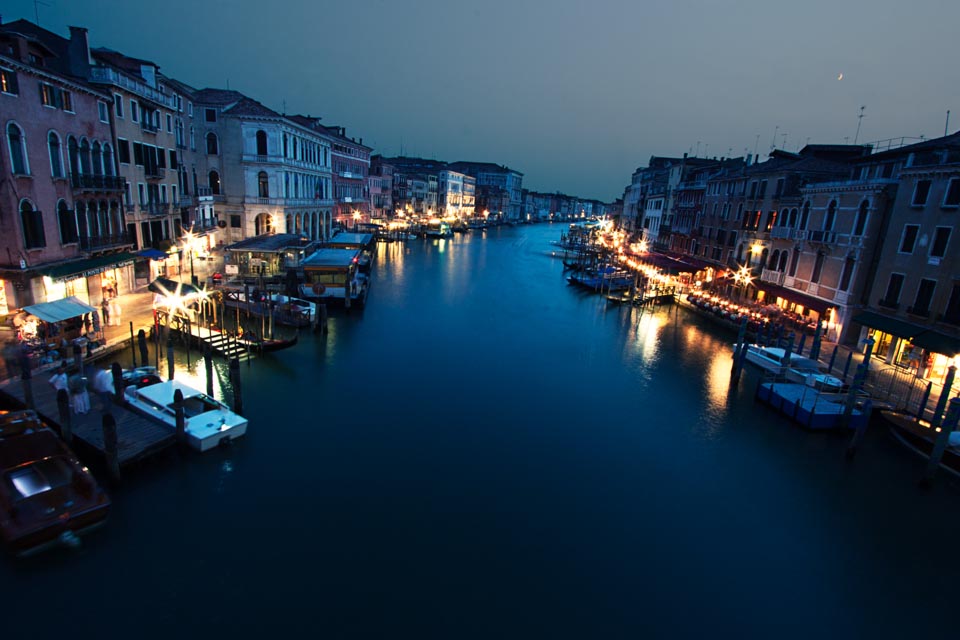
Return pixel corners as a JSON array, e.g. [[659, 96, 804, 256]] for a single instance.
[[224, 97, 280, 118], [193, 88, 246, 105]]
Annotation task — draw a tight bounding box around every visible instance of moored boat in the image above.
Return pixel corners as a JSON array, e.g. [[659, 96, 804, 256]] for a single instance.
[[124, 380, 248, 452], [881, 409, 960, 478], [0, 410, 111, 556]]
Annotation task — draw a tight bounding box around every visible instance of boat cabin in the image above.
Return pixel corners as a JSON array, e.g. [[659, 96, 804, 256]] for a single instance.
[[224, 233, 319, 279], [299, 248, 367, 305]]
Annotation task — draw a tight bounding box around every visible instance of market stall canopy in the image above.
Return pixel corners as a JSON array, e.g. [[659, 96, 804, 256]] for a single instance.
[[148, 277, 202, 298], [22, 296, 96, 323], [138, 248, 168, 260]]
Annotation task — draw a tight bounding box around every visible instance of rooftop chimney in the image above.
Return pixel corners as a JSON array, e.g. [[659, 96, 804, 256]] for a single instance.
[[67, 26, 91, 78]]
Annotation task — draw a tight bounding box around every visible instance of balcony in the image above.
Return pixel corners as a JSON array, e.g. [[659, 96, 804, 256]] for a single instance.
[[834, 233, 865, 248], [70, 173, 125, 192], [141, 119, 160, 134], [144, 167, 165, 179], [179, 195, 194, 207], [124, 202, 136, 213], [141, 202, 171, 216], [808, 230, 837, 244], [760, 268, 786, 286], [770, 227, 793, 240], [878, 298, 900, 310], [88, 66, 177, 109], [79, 232, 135, 253]]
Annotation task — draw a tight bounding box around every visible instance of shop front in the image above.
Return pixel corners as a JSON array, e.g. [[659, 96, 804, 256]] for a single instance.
[[38, 253, 137, 307]]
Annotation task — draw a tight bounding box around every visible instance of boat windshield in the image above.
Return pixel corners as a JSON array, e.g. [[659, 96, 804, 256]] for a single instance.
[[6, 457, 72, 499], [170, 395, 222, 418]]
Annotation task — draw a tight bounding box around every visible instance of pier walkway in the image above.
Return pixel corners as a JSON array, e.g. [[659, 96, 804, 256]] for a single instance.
[[0, 373, 174, 467]]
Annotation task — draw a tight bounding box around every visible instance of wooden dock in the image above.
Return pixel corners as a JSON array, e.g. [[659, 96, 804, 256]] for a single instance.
[[0, 375, 175, 467]]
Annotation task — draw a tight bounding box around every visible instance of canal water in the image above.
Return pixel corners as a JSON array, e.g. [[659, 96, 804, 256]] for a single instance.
[[4, 224, 960, 637]]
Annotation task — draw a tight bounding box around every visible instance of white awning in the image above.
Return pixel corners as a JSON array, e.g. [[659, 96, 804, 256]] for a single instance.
[[23, 296, 97, 323]]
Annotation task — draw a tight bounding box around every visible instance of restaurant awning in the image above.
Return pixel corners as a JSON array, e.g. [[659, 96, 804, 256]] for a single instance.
[[148, 277, 201, 298], [852, 311, 926, 339], [910, 330, 960, 357], [138, 248, 168, 260], [755, 281, 832, 315], [22, 296, 96, 323], [40, 252, 137, 282]]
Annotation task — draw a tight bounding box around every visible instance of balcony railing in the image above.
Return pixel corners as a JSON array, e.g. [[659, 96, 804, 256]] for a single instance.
[[70, 173, 125, 192], [141, 202, 171, 216], [760, 268, 786, 286], [79, 232, 135, 252], [144, 167, 165, 179], [878, 298, 900, 310], [808, 230, 836, 244], [88, 66, 177, 109], [141, 119, 160, 134]]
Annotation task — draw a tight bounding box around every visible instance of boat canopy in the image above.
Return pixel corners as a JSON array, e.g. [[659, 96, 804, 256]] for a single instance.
[[22, 296, 96, 323]]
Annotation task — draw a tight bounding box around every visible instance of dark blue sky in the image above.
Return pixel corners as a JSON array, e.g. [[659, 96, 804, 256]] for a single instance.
[[8, 0, 959, 200]]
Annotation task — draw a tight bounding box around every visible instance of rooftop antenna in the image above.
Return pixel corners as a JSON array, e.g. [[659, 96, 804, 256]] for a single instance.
[[853, 105, 866, 144], [753, 134, 760, 158], [781, 133, 787, 149], [281, 99, 286, 115], [770, 125, 779, 151], [34, 0, 50, 25], [695, 141, 701, 156], [946, 110, 951, 136]]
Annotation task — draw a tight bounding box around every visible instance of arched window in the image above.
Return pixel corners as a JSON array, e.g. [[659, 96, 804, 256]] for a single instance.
[[48, 131, 63, 178], [824, 200, 837, 231], [799, 201, 810, 230], [769, 249, 780, 270], [778, 251, 788, 272], [79, 138, 92, 175], [258, 171, 269, 198], [811, 250, 826, 284], [86, 200, 99, 237], [853, 200, 868, 236], [75, 201, 88, 238], [839, 255, 856, 292], [98, 199, 110, 235], [92, 141, 103, 176], [206, 132, 218, 155], [788, 207, 798, 227], [67, 136, 80, 176], [19, 199, 45, 248], [254, 212, 273, 236], [57, 199, 78, 244], [256, 130, 268, 156], [110, 201, 122, 235], [209, 170, 221, 195], [103, 143, 115, 176], [7, 122, 28, 175]]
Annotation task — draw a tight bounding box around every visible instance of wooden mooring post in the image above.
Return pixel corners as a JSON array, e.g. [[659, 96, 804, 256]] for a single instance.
[[129, 321, 137, 367], [174, 388, 185, 443], [929, 365, 957, 429], [229, 357, 244, 416], [56, 388, 72, 444], [138, 329, 149, 368], [111, 362, 124, 404], [204, 343, 214, 397], [920, 397, 960, 487], [166, 336, 175, 381], [102, 413, 120, 482], [20, 361, 34, 410]]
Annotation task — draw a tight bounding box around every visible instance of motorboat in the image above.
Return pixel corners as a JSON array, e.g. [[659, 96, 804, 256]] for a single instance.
[[124, 380, 247, 452], [0, 410, 111, 556], [881, 409, 960, 478], [740, 344, 844, 390]]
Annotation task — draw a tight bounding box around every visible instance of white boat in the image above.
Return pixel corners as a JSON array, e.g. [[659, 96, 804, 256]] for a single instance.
[[739, 344, 844, 391], [269, 293, 316, 324], [124, 380, 247, 452]]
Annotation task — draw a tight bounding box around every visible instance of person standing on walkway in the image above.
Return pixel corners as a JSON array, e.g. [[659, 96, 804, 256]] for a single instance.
[[93, 368, 114, 413], [49, 363, 68, 393], [67, 367, 90, 415], [110, 297, 122, 326], [101, 298, 111, 326]]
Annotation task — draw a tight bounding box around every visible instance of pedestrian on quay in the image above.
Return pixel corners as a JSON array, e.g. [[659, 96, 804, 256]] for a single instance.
[[93, 368, 115, 413], [109, 297, 122, 326], [49, 363, 68, 393], [101, 298, 111, 326], [67, 367, 90, 415]]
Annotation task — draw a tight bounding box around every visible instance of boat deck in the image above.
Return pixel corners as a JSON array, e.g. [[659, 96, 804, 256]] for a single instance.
[[756, 381, 869, 430], [0, 376, 175, 467]]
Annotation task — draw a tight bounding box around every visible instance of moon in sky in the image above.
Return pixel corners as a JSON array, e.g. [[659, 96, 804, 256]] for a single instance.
[[838, 73, 844, 80]]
